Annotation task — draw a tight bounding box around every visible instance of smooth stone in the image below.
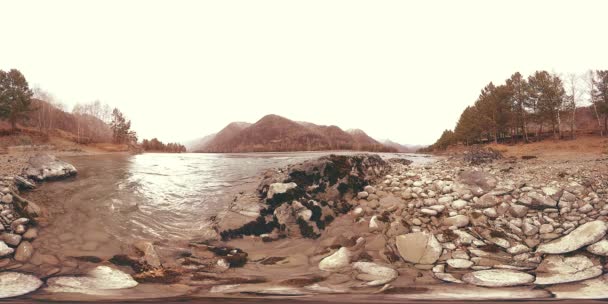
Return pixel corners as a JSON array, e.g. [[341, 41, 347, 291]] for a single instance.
[[443, 215, 469, 228], [451, 199, 468, 210], [357, 191, 369, 199], [45, 266, 138, 294], [266, 182, 297, 199], [352, 262, 398, 286], [548, 275, 608, 299], [587, 239, 608, 256], [14, 241, 33, 262], [395, 231, 442, 264], [433, 272, 464, 283], [318, 247, 350, 272], [474, 193, 500, 208], [0, 272, 43, 298], [462, 269, 535, 287], [2, 233, 22, 246], [534, 254, 603, 285], [0, 241, 14, 257], [536, 221, 608, 254], [447, 258, 473, 269]]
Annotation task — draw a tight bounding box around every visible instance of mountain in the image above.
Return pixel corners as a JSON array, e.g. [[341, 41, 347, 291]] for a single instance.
[[194, 114, 397, 153], [382, 139, 425, 153], [183, 133, 216, 151]]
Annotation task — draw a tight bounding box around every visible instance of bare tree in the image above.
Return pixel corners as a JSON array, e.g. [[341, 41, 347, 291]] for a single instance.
[[565, 73, 581, 139], [587, 70, 603, 136]]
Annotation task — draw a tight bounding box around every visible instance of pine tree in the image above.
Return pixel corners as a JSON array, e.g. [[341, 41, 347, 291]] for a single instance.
[[0, 69, 34, 132]]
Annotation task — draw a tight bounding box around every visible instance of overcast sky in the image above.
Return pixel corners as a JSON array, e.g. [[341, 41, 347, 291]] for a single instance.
[[1, 0, 607, 145]]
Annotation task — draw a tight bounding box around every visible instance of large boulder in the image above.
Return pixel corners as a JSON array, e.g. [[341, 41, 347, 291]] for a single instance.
[[318, 247, 351, 272], [462, 269, 535, 287], [22, 154, 77, 181], [457, 170, 497, 196], [0, 272, 43, 298], [395, 231, 442, 264], [536, 221, 608, 254], [534, 254, 603, 285], [352, 262, 398, 286], [45, 266, 138, 294]]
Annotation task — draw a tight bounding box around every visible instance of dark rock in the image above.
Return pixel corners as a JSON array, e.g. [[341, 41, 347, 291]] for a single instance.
[[463, 147, 502, 165]]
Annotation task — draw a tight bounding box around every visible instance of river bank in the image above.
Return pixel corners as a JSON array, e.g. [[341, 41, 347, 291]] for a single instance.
[[2, 146, 608, 301]]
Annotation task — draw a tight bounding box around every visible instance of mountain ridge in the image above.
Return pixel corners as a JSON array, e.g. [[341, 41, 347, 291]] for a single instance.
[[191, 114, 398, 153]]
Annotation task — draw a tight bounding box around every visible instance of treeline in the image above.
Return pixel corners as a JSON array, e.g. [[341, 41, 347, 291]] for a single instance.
[[424, 70, 608, 151], [141, 138, 186, 153], [0, 68, 138, 145]]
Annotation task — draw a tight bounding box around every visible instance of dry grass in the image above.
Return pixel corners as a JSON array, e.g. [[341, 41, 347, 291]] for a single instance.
[[484, 135, 608, 159]]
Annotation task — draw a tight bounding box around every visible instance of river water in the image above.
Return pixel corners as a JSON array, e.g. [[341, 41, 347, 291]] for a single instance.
[[27, 152, 433, 261]]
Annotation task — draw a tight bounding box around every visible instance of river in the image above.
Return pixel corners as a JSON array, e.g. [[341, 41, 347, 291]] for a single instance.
[[26, 152, 433, 262]]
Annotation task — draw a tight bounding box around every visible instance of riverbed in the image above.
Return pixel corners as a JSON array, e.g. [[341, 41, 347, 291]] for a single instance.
[[25, 152, 433, 265]]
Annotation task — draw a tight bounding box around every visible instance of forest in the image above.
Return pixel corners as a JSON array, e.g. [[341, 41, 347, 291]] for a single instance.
[[424, 70, 608, 151]]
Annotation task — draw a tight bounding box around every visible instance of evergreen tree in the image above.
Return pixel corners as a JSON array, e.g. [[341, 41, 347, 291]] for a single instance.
[[0, 69, 34, 131]]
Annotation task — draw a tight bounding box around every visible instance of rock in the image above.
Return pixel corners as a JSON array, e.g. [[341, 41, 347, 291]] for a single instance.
[[318, 247, 350, 272], [2, 233, 22, 246], [587, 239, 608, 256], [462, 269, 535, 287], [267, 182, 297, 200], [363, 185, 375, 194], [452, 199, 468, 210], [1, 194, 12, 204], [457, 170, 497, 196], [368, 216, 381, 232], [352, 262, 398, 286], [447, 258, 474, 269], [14, 176, 36, 190], [420, 208, 438, 216], [483, 208, 498, 218], [525, 192, 557, 208], [522, 222, 539, 236], [0, 241, 14, 257], [22, 228, 38, 240], [14, 241, 33, 262], [134, 241, 162, 268], [534, 254, 603, 285], [396, 231, 442, 264], [547, 275, 608, 299], [509, 204, 529, 218], [579, 204, 594, 213], [443, 215, 469, 228], [507, 244, 531, 255], [10, 218, 29, 231], [357, 191, 369, 199], [539, 224, 554, 234], [536, 220, 608, 254], [475, 193, 501, 208], [0, 272, 43, 298], [22, 154, 77, 181], [434, 272, 464, 283], [45, 266, 138, 294]]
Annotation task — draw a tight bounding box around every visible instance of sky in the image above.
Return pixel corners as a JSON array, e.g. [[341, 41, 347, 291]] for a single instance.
[[1, 0, 607, 145]]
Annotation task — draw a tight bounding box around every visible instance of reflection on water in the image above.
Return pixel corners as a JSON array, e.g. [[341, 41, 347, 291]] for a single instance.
[[30, 152, 434, 253]]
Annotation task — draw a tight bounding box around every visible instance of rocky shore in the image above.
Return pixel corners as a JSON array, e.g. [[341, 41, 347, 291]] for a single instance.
[[2, 149, 608, 301]]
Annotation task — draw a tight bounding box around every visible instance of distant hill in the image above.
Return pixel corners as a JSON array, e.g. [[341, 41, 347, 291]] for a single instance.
[[381, 139, 425, 153], [192, 114, 397, 153]]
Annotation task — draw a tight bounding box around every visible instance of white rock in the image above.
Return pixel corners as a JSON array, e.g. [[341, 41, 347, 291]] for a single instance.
[[318, 247, 350, 272], [0, 241, 14, 257], [267, 182, 297, 199], [396, 231, 442, 264], [45, 266, 138, 294], [587, 239, 608, 256], [451, 199, 468, 210], [534, 254, 603, 285], [447, 259, 473, 269], [0, 272, 43, 298], [443, 215, 469, 228], [536, 221, 608, 254], [462, 269, 535, 287], [352, 262, 398, 286], [357, 191, 369, 199]]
